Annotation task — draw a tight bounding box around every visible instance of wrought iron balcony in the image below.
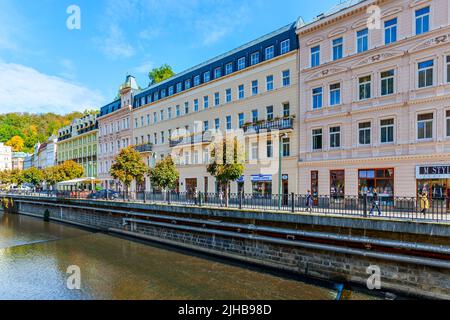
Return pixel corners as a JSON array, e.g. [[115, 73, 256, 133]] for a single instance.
[[133, 143, 153, 153], [170, 131, 212, 148], [243, 117, 294, 134]]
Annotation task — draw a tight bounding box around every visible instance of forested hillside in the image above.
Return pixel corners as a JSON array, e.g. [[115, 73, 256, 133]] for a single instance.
[[0, 111, 92, 153]]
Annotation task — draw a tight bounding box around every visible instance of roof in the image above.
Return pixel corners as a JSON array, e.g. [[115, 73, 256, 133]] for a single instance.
[[56, 177, 101, 186]]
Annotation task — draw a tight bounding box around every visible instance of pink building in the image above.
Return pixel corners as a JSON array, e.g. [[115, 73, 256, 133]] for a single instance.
[[297, 0, 450, 202], [97, 76, 137, 190]]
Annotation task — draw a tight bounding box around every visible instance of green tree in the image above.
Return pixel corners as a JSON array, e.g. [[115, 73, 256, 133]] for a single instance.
[[110, 146, 148, 196], [59, 160, 85, 180], [148, 64, 175, 85], [22, 167, 44, 187], [44, 166, 65, 187], [148, 156, 179, 191], [9, 169, 24, 186], [207, 136, 245, 207], [5, 135, 25, 152]]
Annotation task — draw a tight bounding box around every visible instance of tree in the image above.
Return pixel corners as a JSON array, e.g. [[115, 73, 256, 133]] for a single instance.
[[5, 135, 24, 152], [44, 166, 65, 187], [59, 160, 84, 180], [207, 136, 245, 207], [148, 64, 175, 85], [9, 169, 24, 186], [22, 167, 44, 187], [148, 156, 179, 191], [110, 146, 148, 196]]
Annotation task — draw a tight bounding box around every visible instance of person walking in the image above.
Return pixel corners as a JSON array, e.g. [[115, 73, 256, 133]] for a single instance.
[[306, 190, 314, 213], [369, 188, 382, 216], [419, 191, 429, 216], [219, 189, 224, 207], [193, 187, 199, 205]]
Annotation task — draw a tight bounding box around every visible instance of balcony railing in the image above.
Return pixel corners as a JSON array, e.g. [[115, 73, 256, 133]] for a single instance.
[[134, 143, 153, 153], [170, 131, 212, 148], [243, 117, 294, 134]]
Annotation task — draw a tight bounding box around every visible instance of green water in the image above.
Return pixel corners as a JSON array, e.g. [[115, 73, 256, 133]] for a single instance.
[[0, 213, 375, 300]]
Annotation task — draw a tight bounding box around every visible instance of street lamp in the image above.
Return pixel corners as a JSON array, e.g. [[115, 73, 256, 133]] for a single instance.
[[278, 132, 288, 210]]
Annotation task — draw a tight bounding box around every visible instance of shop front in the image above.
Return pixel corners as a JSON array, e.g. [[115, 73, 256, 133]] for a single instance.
[[416, 165, 450, 210], [251, 174, 272, 197], [358, 168, 394, 204]]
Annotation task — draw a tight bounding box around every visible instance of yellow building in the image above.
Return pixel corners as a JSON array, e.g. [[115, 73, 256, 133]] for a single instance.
[[57, 114, 98, 177]]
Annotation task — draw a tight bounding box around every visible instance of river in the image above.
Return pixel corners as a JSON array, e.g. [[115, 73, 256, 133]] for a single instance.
[[0, 212, 376, 300]]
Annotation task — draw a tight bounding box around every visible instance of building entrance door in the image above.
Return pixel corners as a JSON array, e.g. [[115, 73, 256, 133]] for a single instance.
[[185, 178, 197, 200]]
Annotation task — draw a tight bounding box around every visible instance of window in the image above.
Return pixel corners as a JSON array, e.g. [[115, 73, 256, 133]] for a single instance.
[[311, 46, 320, 67], [329, 126, 341, 148], [160, 110, 164, 121], [359, 75, 372, 100], [252, 109, 258, 123], [417, 113, 433, 140], [357, 28, 369, 53], [265, 46, 274, 60], [446, 56, 450, 83], [147, 114, 150, 125], [238, 84, 245, 99], [330, 83, 341, 106], [358, 122, 371, 145], [194, 99, 199, 112], [153, 112, 157, 123], [215, 118, 220, 130], [167, 107, 172, 119], [225, 63, 233, 75], [282, 137, 290, 157], [176, 83, 182, 93], [332, 37, 343, 60], [267, 106, 273, 121], [446, 111, 450, 137], [194, 75, 200, 86], [384, 18, 397, 45], [185, 102, 189, 114], [266, 75, 274, 91], [226, 89, 232, 102], [250, 142, 258, 160], [312, 129, 323, 150], [176, 105, 180, 117], [280, 39, 290, 54], [214, 67, 221, 79], [415, 6, 430, 35], [160, 89, 166, 98], [251, 52, 260, 65], [266, 139, 273, 158], [203, 121, 209, 131], [153, 92, 159, 101], [203, 96, 209, 109], [134, 118, 138, 128], [226, 116, 232, 130], [381, 70, 395, 96], [204, 71, 211, 83], [283, 103, 290, 117], [282, 70, 290, 87], [252, 80, 258, 95], [161, 131, 165, 144], [312, 87, 323, 109], [237, 57, 246, 70], [238, 113, 245, 128], [214, 92, 220, 106], [380, 119, 394, 144], [418, 60, 434, 88], [185, 79, 191, 90]]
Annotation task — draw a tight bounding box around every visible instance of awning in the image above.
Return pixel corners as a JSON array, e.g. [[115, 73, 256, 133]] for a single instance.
[[56, 177, 101, 186]]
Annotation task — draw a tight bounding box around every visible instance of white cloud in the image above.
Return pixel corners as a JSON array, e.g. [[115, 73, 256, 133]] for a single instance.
[[133, 60, 154, 74], [0, 61, 105, 115], [94, 24, 136, 60]]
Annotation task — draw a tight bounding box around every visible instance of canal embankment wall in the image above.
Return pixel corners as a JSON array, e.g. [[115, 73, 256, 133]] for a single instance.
[[4, 195, 450, 299]]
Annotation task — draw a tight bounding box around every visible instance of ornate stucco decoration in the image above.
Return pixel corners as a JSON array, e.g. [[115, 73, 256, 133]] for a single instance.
[[408, 34, 450, 53], [305, 66, 348, 81], [352, 50, 405, 69]]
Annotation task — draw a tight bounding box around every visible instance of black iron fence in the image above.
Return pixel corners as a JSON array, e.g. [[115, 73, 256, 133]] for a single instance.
[[2, 190, 449, 222]]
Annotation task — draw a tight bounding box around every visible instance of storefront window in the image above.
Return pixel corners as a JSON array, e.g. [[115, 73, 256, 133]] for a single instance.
[[417, 180, 447, 201], [252, 182, 272, 197], [330, 170, 345, 199], [311, 171, 319, 198], [359, 168, 394, 201]]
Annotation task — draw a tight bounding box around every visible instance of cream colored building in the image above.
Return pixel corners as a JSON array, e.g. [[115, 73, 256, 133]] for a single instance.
[[131, 23, 300, 196], [0, 143, 12, 171], [97, 75, 135, 190], [297, 0, 450, 202]]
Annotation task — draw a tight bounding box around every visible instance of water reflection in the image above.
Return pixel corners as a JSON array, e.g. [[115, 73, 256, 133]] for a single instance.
[[0, 213, 374, 300]]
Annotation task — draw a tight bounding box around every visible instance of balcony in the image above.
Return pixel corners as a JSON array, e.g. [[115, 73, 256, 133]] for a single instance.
[[170, 131, 212, 148], [243, 117, 294, 134], [134, 143, 153, 153]]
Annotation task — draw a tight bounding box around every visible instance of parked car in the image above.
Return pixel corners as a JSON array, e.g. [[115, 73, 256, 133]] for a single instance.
[[87, 189, 120, 200]]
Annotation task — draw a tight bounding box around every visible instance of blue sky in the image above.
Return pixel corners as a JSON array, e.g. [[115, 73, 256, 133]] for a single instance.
[[0, 0, 339, 114]]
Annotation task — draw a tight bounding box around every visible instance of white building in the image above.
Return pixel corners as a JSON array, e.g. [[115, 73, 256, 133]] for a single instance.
[[0, 143, 12, 171]]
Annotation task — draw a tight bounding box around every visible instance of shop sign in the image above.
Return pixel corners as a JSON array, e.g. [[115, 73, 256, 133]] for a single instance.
[[251, 174, 272, 182], [416, 165, 450, 179], [236, 176, 245, 183], [282, 174, 289, 181]]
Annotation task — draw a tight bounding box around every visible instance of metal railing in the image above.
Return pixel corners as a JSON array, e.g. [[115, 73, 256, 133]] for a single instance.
[[243, 117, 294, 134], [2, 190, 449, 222], [133, 143, 153, 153]]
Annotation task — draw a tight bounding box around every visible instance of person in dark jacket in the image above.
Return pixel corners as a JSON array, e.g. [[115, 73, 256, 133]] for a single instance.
[[306, 190, 314, 213], [369, 188, 382, 215]]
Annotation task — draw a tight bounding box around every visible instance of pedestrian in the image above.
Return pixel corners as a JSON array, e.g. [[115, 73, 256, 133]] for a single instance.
[[419, 191, 429, 215], [194, 187, 199, 205], [369, 188, 382, 216], [219, 189, 224, 207], [306, 190, 314, 213]]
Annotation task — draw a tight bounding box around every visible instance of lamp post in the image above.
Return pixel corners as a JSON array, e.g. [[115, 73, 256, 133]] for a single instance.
[[278, 132, 288, 210]]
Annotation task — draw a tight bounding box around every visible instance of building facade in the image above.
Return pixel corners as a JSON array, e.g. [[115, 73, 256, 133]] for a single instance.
[[0, 143, 12, 171], [57, 114, 98, 177], [131, 23, 300, 195], [297, 0, 450, 202], [12, 152, 31, 171], [34, 135, 58, 169], [97, 76, 136, 190]]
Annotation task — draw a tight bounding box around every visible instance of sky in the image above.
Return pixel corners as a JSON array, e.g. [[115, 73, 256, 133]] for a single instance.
[[0, 0, 340, 115]]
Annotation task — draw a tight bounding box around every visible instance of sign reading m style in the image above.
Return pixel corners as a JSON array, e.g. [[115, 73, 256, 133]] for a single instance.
[[416, 165, 450, 179]]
